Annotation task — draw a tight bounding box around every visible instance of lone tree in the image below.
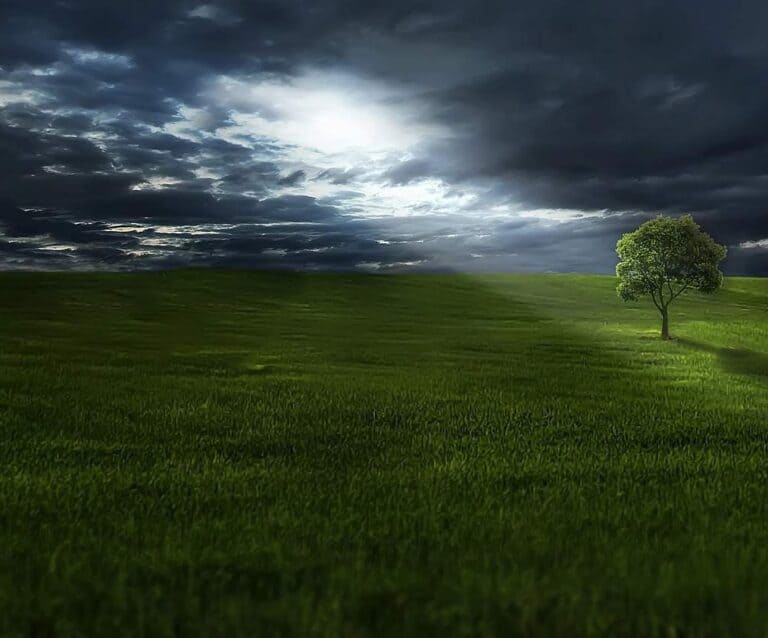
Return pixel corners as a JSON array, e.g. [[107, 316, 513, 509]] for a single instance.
[[616, 215, 726, 339]]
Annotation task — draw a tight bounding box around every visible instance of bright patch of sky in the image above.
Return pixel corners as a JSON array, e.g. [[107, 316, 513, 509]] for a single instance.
[[740, 239, 768, 250], [63, 47, 135, 69], [207, 71, 439, 155], [160, 68, 533, 224]]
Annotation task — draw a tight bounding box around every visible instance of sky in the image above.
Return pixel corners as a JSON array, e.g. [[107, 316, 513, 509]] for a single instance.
[[1, 1, 767, 274]]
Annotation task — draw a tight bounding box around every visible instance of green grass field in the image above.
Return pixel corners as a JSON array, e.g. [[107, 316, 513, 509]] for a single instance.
[[2, 271, 768, 637]]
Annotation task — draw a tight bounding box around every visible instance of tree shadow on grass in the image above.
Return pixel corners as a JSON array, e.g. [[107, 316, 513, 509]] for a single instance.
[[677, 337, 768, 380]]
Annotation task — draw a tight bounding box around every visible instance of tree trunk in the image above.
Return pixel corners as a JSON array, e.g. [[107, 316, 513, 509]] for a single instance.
[[660, 307, 670, 340]]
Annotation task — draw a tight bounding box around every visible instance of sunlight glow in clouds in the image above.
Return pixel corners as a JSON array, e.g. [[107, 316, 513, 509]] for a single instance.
[[196, 69, 501, 223], [209, 71, 439, 156]]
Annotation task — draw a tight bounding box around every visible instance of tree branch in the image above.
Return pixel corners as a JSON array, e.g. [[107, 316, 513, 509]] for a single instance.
[[649, 288, 662, 312], [670, 282, 690, 300]]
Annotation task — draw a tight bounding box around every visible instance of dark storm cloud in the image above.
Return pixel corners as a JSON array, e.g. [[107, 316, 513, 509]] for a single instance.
[[383, 159, 433, 186], [1, 0, 768, 272], [397, 1, 768, 271], [183, 222, 424, 270], [0, 203, 137, 247], [277, 170, 307, 186], [313, 167, 367, 186]]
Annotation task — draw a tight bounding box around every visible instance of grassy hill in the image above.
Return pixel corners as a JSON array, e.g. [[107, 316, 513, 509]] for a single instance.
[[1, 271, 768, 637]]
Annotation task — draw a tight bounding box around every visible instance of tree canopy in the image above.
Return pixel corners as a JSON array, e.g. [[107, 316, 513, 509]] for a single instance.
[[616, 215, 726, 339]]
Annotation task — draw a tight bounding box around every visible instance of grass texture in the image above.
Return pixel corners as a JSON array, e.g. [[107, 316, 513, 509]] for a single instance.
[[1, 270, 767, 637]]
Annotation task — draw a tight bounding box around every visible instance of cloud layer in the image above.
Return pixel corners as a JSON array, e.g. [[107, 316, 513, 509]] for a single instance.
[[1, 1, 767, 273]]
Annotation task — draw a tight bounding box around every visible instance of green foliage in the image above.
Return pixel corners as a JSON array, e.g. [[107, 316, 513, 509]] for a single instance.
[[616, 214, 726, 308], [1, 271, 768, 637]]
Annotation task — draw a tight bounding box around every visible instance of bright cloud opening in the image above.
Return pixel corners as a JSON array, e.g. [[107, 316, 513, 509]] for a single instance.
[[210, 71, 439, 156]]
